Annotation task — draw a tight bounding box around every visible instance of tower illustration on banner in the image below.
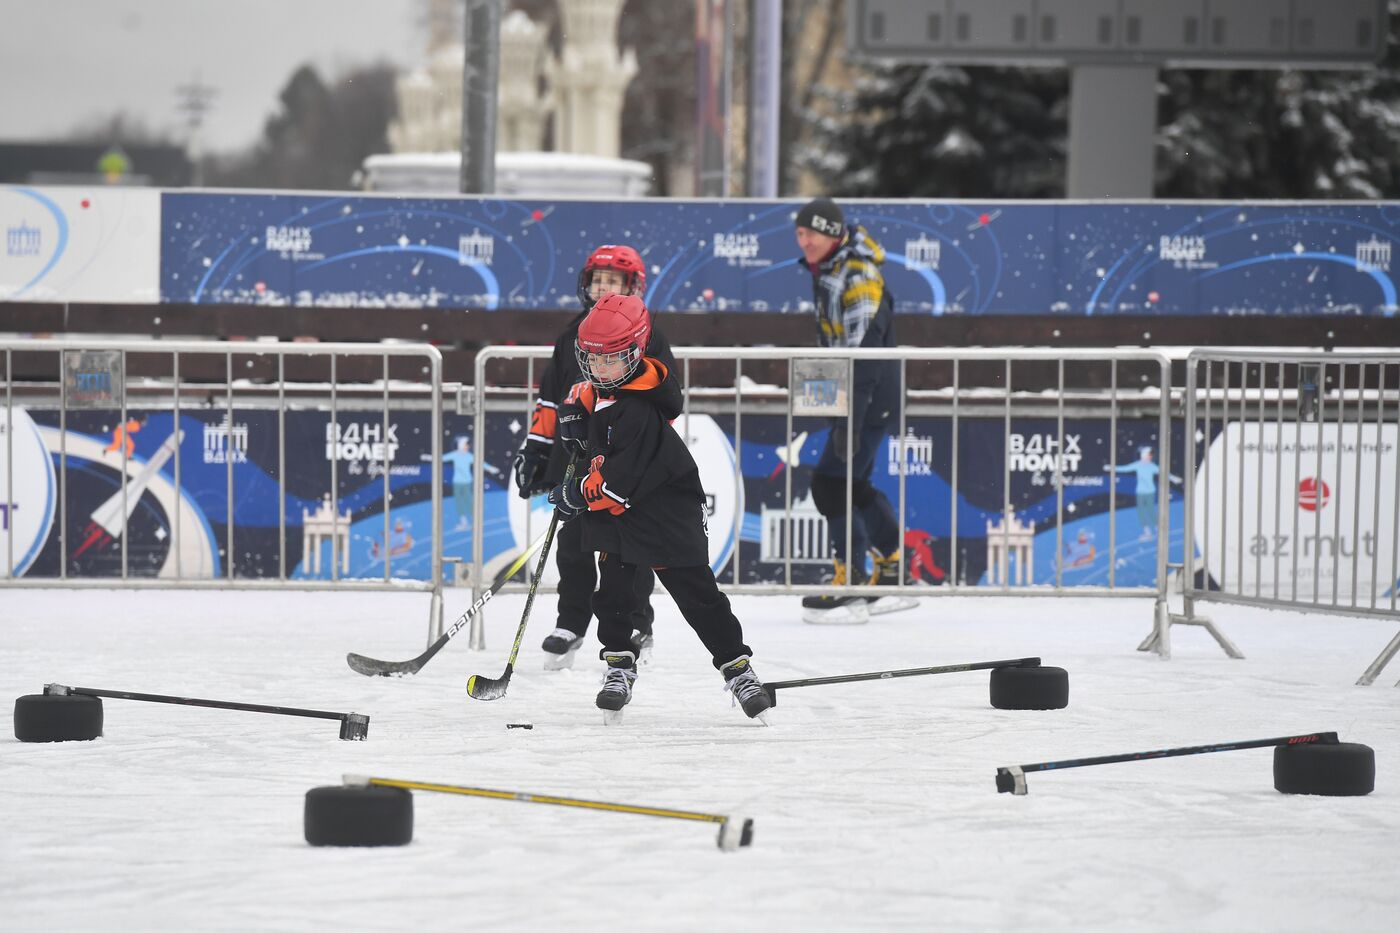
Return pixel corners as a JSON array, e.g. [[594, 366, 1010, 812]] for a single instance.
[[986, 507, 1035, 586], [1355, 236, 1391, 272], [302, 494, 351, 576]]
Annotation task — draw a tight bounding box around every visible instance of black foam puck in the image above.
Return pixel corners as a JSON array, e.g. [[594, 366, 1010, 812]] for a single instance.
[[506, 723, 534, 730]]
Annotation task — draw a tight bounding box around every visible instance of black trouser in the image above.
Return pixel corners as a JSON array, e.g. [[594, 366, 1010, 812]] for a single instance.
[[592, 555, 750, 670], [810, 363, 901, 564], [555, 518, 654, 636]]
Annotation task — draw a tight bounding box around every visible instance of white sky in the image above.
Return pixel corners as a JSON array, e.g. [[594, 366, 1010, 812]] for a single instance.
[[0, 0, 424, 153], [6, 588, 1399, 930]]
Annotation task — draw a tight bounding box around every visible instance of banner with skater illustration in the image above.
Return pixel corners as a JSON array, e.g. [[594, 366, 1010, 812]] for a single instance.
[[7, 405, 1188, 590]]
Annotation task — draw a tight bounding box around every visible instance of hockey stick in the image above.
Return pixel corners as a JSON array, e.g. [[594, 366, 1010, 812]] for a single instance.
[[44, 683, 369, 740], [342, 774, 755, 850], [760, 657, 1041, 706], [466, 456, 578, 700], [345, 526, 553, 677], [995, 731, 1339, 795]]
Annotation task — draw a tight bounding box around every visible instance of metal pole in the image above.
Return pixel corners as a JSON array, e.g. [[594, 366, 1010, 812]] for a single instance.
[[225, 351, 234, 581], [1182, 357, 1199, 622], [784, 357, 793, 586], [430, 349, 443, 609], [470, 350, 487, 650], [733, 357, 742, 585], [1291, 360, 1304, 603], [1155, 355, 1171, 611], [1200, 360, 1212, 598], [1221, 361, 1232, 595], [383, 354, 392, 585], [1313, 361, 1326, 604], [950, 357, 960, 589], [59, 350, 67, 579], [120, 349, 129, 580], [1332, 364, 1346, 605], [1108, 359, 1117, 589], [897, 357, 906, 587], [746, 0, 781, 197], [845, 355, 854, 584], [1368, 363, 1384, 610], [1002, 359, 1012, 590], [173, 352, 182, 579], [1055, 359, 1065, 589], [278, 355, 286, 580], [1351, 363, 1367, 608], [1235, 362, 1247, 595], [524, 357, 535, 549], [1254, 363, 1266, 598], [1273, 361, 1284, 601], [1391, 361, 1399, 613], [4, 347, 11, 574], [330, 354, 339, 583], [3, 347, 9, 574], [459, 0, 500, 195]]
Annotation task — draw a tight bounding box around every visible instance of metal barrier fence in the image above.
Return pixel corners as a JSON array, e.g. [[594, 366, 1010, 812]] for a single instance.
[[1156, 350, 1400, 685], [469, 346, 1175, 650], [1, 338, 446, 633]]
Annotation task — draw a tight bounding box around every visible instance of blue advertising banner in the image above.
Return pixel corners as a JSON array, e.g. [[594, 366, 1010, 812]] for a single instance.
[[9, 403, 1187, 592], [159, 192, 1400, 316]]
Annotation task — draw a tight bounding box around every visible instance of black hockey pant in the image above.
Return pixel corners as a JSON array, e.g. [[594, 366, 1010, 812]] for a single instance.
[[555, 517, 654, 637], [593, 555, 751, 670]]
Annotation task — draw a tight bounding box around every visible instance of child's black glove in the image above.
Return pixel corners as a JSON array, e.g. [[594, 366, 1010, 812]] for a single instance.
[[548, 477, 587, 521], [512, 440, 553, 499], [557, 403, 589, 458]]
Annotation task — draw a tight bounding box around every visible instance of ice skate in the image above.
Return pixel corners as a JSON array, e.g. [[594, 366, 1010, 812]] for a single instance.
[[721, 655, 772, 724], [865, 551, 917, 617], [541, 628, 585, 671], [596, 650, 637, 724], [630, 629, 656, 666], [802, 560, 871, 624]]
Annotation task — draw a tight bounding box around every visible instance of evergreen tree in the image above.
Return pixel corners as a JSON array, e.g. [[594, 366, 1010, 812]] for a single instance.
[[798, 60, 1067, 199], [808, 2, 1399, 200], [1152, 1, 1400, 199], [207, 63, 398, 190]]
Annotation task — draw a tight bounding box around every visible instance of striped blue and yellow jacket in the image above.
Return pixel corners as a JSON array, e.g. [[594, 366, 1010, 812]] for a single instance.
[[806, 225, 894, 350]]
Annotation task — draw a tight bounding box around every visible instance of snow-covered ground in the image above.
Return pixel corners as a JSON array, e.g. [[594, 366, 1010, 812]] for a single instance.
[[3, 587, 1398, 932]]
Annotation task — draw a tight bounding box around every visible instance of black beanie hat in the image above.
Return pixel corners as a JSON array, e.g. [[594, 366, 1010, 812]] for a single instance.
[[795, 197, 845, 238]]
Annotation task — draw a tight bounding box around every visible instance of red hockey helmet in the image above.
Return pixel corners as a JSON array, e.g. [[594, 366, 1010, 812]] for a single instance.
[[575, 293, 652, 391], [577, 244, 647, 310]]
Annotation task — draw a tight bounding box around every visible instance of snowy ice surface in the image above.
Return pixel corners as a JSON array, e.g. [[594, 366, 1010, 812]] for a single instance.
[[3, 588, 1398, 933]]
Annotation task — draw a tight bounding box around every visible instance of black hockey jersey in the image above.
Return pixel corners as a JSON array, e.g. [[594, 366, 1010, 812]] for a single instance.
[[568, 358, 710, 568], [525, 312, 674, 486]]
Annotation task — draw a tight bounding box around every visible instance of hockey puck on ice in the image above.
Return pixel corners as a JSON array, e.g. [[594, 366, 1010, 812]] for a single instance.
[[1273, 741, 1375, 796], [304, 785, 413, 847], [13, 693, 104, 742], [989, 665, 1069, 710], [506, 723, 534, 730]]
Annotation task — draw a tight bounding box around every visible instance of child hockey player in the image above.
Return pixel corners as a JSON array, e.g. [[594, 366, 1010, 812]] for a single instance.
[[511, 245, 672, 669], [546, 293, 772, 723]]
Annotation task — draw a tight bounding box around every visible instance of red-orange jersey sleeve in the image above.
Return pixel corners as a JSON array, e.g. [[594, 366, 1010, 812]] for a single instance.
[[526, 398, 557, 444]]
